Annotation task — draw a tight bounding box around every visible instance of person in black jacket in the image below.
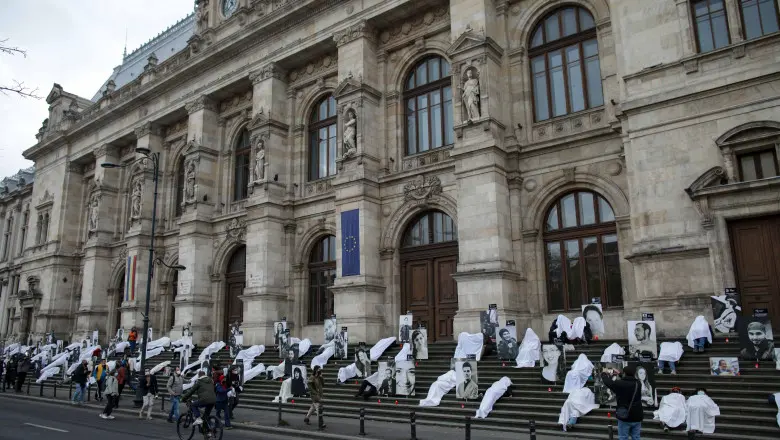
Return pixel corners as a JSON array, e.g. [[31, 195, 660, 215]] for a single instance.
[[138, 369, 159, 420], [14, 355, 31, 392], [601, 363, 643, 440], [71, 359, 89, 405]]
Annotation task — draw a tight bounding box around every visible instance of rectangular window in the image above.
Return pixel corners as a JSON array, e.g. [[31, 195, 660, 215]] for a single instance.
[[443, 86, 454, 146], [234, 151, 250, 200], [583, 39, 604, 107], [546, 242, 564, 311], [548, 50, 567, 117], [738, 148, 780, 180], [431, 91, 443, 148], [407, 98, 417, 154], [417, 95, 429, 152], [741, 0, 780, 40], [693, 0, 730, 53], [565, 45, 585, 113], [532, 56, 550, 121]]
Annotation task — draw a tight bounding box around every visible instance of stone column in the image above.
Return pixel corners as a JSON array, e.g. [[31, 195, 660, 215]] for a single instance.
[[328, 22, 386, 344]]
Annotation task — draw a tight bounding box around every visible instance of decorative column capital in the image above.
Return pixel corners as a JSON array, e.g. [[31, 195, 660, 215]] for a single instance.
[[185, 95, 217, 114], [249, 62, 284, 84], [333, 20, 375, 47], [133, 122, 163, 139]]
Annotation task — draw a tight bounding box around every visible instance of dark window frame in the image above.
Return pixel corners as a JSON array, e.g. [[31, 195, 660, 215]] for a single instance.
[[690, 0, 732, 53], [738, 0, 780, 40], [233, 129, 251, 201], [308, 235, 336, 324], [175, 156, 185, 217], [737, 147, 780, 180], [308, 95, 338, 181], [401, 211, 458, 248], [403, 56, 454, 156]]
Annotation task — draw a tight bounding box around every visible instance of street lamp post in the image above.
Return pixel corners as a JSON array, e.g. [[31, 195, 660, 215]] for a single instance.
[[102, 147, 185, 407]]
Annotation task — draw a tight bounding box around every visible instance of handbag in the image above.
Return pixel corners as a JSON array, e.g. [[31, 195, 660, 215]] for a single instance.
[[616, 382, 638, 421]]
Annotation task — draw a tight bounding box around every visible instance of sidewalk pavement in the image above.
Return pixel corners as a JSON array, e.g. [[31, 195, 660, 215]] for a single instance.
[[0, 383, 560, 440]]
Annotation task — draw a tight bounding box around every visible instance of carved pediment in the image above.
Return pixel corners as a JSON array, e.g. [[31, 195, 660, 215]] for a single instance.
[[333, 74, 381, 101], [716, 121, 780, 146], [685, 166, 729, 199], [446, 30, 504, 59], [46, 83, 63, 104], [36, 190, 55, 209], [247, 108, 268, 131]]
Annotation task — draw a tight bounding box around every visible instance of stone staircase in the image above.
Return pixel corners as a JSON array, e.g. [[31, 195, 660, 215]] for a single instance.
[[33, 337, 780, 439]]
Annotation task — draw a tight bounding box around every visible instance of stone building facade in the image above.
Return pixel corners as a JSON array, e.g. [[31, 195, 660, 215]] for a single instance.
[[1, 0, 779, 347]]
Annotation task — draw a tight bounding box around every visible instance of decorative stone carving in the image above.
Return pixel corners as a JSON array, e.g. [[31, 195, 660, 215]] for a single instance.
[[253, 138, 266, 182], [563, 168, 576, 182], [185, 96, 216, 114], [287, 54, 336, 84], [130, 177, 143, 222], [403, 175, 442, 204], [164, 118, 188, 137], [225, 217, 246, 242], [134, 122, 161, 139], [342, 109, 357, 158], [304, 178, 333, 196], [402, 147, 452, 171], [184, 158, 197, 203], [249, 63, 283, 83], [195, 0, 210, 33], [461, 67, 481, 122], [333, 20, 374, 46], [218, 90, 253, 114], [378, 7, 449, 45], [524, 179, 537, 192], [607, 161, 623, 176]]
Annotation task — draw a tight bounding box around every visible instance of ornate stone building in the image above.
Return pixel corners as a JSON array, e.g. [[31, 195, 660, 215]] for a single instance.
[[2, 0, 779, 346]]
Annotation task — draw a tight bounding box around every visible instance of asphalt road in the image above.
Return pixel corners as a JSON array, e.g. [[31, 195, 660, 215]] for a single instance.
[[0, 396, 300, 440]]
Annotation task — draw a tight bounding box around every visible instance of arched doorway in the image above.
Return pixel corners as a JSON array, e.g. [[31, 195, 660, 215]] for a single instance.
[[400, 211, 458, 341], [225, 246, 246, 338]]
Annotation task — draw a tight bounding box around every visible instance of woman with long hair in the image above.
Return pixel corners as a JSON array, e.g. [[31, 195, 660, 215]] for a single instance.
[[412, 330, 428, 360], [636, 366, 656, 407]]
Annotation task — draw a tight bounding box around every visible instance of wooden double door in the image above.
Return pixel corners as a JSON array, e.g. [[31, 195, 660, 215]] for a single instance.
[[224, 275, 245, 339], [401, 244, 459, 342], [729, 215, 780, 321]]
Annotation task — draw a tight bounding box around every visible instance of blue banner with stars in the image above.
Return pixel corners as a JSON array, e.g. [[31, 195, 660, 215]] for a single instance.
[[341, 209, 360, 276]]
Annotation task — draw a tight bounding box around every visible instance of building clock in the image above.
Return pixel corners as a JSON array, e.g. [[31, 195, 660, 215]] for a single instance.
[[221, 0, 238, 18]]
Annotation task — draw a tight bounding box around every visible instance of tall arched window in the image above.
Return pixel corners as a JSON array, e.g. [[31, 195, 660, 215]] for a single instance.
[[402, 211, 457, 247], [543, 191, 622, 312], [740, 0, 780, 40], [308, 235, 336, 323], [404, 56, 454, 155], [234, 129, 251, 201], [175, 156, 185, 217], [309, 95, 337, 181], [530, 7, 603, 122]]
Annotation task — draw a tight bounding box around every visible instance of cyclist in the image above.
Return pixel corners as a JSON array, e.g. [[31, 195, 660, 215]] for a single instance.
[[181, 370, 216, 427]]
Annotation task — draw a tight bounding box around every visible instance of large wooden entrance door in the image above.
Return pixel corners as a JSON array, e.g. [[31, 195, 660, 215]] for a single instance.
[[400, 211, 458, 342], [224, 246, 246, 338], [729, 215, 780, 320]]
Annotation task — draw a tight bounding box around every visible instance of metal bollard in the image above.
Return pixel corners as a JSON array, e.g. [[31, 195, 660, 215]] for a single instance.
[[276, 399, 283, 426], [1, 378, 5, 392], [688, 430, 696, 440], [359, 407, 366, 436], [465, 416, 471, 440], [26, 378, 31, 395], [39, 382, 43, 397], [54, 382, 57, 398], [529, 419, 536, 440], [87, 384, 91, 401], [161, 395, 165, 411], [608, 419, 614, 440], [410, 411, 417, 440], [68, 382, 72, 399], [318, 413, 324, 431]]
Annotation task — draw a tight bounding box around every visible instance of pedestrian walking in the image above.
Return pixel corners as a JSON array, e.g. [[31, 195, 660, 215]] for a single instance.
[[14, 355, 31, 392], [215, 373, 233, 429], [71, 359, 89, 406], [100, 369, 119, 419], [601, 363, 643, 440], [138, 369, 159, 420], [116, 361, 127, 401], [166, 367, 184, 423], [3, 359, 15, 390], [128, 327, 138, 354], [93, 359, 107, 401], [304, 365, 326, 429]]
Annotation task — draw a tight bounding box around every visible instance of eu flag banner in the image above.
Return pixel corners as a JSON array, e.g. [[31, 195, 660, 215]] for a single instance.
[[341, 209, 360, 276]]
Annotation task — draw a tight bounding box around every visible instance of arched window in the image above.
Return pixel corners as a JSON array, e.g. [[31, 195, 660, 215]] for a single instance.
[[529, 7, 603, 122], [308, 235, 336, 323], [234, 129, 251, 201], [402, 211, 457, 247], [543, 191, 622, 312], [175, 156, 185, 217], [227, 245, 246, 275], [404, 56, 454, 155], [740, 0, 780, 40], [309, 95, 337, 181]]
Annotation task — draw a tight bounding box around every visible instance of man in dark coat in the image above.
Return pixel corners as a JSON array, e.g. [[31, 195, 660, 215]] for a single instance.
[[14, 355, 31, 392], [601, 364, 643, 439], [71, 359, 89, 405]]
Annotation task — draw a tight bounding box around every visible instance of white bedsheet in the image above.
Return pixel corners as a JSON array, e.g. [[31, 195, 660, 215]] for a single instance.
[[419, 370, 457, 407], [558, 387, 599, 431], [686, 316, 712, 349], [370, 337, 397, 361], [515, 329, 540, 368], [686, 394, 720, 434], [395, 343, 411, 362], [454, 332, 484, 361], [658, 341, 684, 363], [570, 317, 587, 340], [272, 378, 293, 403], [311, 341, 335, 369], [653, 393, 686, 428], [475, 377, 512, 418], [600, 343, 625, 362], [563, 354, 593, 394]]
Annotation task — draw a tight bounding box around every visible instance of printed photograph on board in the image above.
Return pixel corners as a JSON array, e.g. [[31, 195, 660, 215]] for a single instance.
[[355, 343, 370, 378], [711, 289, 741, 334], [709, 357, 739, 376], [394, 359, 416, 397], [291, 365, 308, 396], [411, 327, 428, 360], [627, 361, 657, 408], [324, 316, 338, 343], [335, 327, 348, 359], [480, 310, 498, 342], [273, 321, 287, 347], [399, 314, 413, 343], [627, 321, 658, 359], [377, 361, 394, 396], [283, 343, 299, 377], [739, 317, 774, 360], [497, 321, 518, 360], [278, 328, 291, 359], [228, 321, 243, 358], [541, 344, 566, 383], [455, 359, 479, 400], [582, 304, 605, 338], [594, 361, 623, 406]]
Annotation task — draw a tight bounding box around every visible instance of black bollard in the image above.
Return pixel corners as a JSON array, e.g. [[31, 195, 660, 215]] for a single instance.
[[1, 378, 4, 392], [53, 382, 57, 398], [608, 419, 614, 440], [359, 407, 366, 436], [688, 430, 696, 440], [410, 411, 417, 440], [26, 378, 30, 395], [68, 382, 72, 400], [529, 419, 536, 440], [276, 399, 283, 426], [161, 395, 165, 411], [39, 382, 43, 396], [465, 416, 471, 440]]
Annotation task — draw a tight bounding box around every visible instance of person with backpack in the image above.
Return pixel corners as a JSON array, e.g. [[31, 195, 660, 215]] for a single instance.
[[71, 359, 89, 406], [601, 363, 643, 440], [92, 359, 107, 401]]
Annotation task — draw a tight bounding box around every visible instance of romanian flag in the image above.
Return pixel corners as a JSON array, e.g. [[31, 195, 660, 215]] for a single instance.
[[125, 255, 137, 301]]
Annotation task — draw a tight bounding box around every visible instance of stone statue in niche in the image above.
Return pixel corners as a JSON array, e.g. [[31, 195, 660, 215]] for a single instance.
[[253, 139, 266, 182], [461, 67, 481, 122], [130, 179, 143, 220], [185, 159, 196, 202], [195, 0, 210, 33], [342, 109, 357, 158], [88, 195, 99, 234]]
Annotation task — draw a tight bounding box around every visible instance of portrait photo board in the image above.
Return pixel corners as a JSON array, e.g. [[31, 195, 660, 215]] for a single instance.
[[273, 321, 287, 347], [627, 361, 657, 408], [496, 321, 518, 360], [454, 359, 479, 400], [411, 327, 428, 360], [278, 328, 291, 359], [710, 357, 740, 376], [394, 359, 416, 397], [738, 317, 775, 360], [582, 304, 605, 338], [540, 344, 566, 383], [324, 316, 338, 344], [627, 320, 658, 359], [480, 311, 498, 342], [291, 365, 308, 396], [399, 314, 413, 343], [336, 327, 349, 359], [377, 361, 394, 396], [775, 348, 780, 370], [711, 288, 742, 334], [355, 343, 370, 378], [594, 360, 623, 407]]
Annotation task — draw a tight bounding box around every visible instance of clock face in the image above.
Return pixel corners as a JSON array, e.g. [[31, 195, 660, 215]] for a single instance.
[[222, 0, 238, 17]]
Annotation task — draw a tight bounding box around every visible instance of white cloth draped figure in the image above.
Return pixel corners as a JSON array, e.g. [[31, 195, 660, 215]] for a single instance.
[[685, 394, 720, 434], [454, 332, 485, 361], [272, 378, 293, 403], [558, 387, 599, 431], [243, 363, 267, 383], [289, 338, 311, 358], [135, 346, 164, 366], [199, 341, 226, 361], [419, 370, 457, 407], [653, 393, 686, 429], [150, 360, 170, 375], [37, 354, 69, 383], [146, 337, 171, 350], [31, 344, 56, 362], [268, 362, 286, 380], [515, 329, 541, 368], [395, 343, 411, 362], [658, 341, 684, 363], [183, 374, 199, 391], [600, 343, 625, 362], [66, 345, 101, 374], [365, 372, 381, 389], [570, 317, 587, 340], [109, 341, 129, 356], [338, 363, 359, 383], [686, 316, 712, 349], [555, 315, 573, 338], [36, 366, 62, 383], [3, 343, 19, 356], [563, 354, 593, 393], [475, 377, 512, 419], [311, 341, 335, 370], [233, 345, 265, 371], [773, 392, 780, 428], [370, 337, 397, 361]]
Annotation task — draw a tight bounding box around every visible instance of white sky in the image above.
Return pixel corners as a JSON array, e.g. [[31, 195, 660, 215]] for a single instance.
[[0, 0, 194, 179]]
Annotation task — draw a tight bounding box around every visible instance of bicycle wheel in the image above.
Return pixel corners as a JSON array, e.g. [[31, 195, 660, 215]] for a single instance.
[[206, 415, 223, 440], [176, 413, 195, 440]]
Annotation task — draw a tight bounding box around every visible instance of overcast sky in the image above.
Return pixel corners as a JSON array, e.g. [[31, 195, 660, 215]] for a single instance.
[[0, 0, 194, 179]]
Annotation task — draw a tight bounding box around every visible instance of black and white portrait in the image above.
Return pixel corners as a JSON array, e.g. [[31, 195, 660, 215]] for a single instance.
[[335, 327, 349, 359], [377, 361, 394, 396], [399, 314, 413, 343], [91, 330, 99, 347], [229, 321, 243, 358], [711, 290, 741, 334], [628, 361, 657, 408], [582, 304, 605, 338], [594, 361, 623, 406], [709, 357, 739, 376], [541, 344, 565, 383], [394, 360, 416, 397], [291, 365, 307, 396], [455, 360, 479, 400], [278, 329, 291, 359], [147, 327, 153, 342], [497, 321, 518, 360], [273, 321, 287, 347], [739, 317, 774, 360], [411, 328, 428, 360], [284, 343, 299, 377], [355, 344, 370, 378], [324, 316, 338, 343], [627, 321, 657, 359], [480, 311, 498, 342]]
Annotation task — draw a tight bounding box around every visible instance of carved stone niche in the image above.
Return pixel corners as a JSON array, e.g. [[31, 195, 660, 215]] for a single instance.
[[333, 73, 381, 171]]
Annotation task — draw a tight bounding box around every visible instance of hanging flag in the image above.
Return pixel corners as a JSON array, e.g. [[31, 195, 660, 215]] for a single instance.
[[125, 255, 137, 301], [341, 209, 360, 276]]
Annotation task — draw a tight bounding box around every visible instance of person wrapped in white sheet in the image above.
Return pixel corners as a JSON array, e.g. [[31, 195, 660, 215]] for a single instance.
[[233, 345, 265, 371], [772, 392, 780, 428], [144, 337, 171, 350], [266, 362, 287, 380], [150, 360, 170, 375], [3, 343, 19, 356], [454, 332, 484, 361], [395, 343, 411, 362], [685, 389, 720, 434], [354, 371, 382, 401], [600, 343, 625, 362], [37, 352, 70, 383], [558, 387, 599, 431], [289, 337, 312, 358], [563, 354, 593, 393], [569, 317, 591, 344], [108, 341, 129, 357], [653, 387, 686, 432], [67, 345, 101, 374], [657, 341, 684, 374], [419, 370, 457, 407], [311, 341, 335, 370], [337, 337, 398, 383], [515, 328, 541, 368], [272, 378, 293, 403], [549, 315, 572, 343], [475, 377, 512, 418], [134, 346, 164, 366], [686, 315, 712, 353], [243, 362, 267, 383]]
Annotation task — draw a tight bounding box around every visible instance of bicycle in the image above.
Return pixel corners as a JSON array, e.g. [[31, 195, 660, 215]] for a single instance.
[[178, 400, 223, 440]]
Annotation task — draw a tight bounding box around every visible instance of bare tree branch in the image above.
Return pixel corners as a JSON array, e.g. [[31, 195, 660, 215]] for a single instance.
[[1, 38, 41, 99], [0, 38, 27, 57]]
